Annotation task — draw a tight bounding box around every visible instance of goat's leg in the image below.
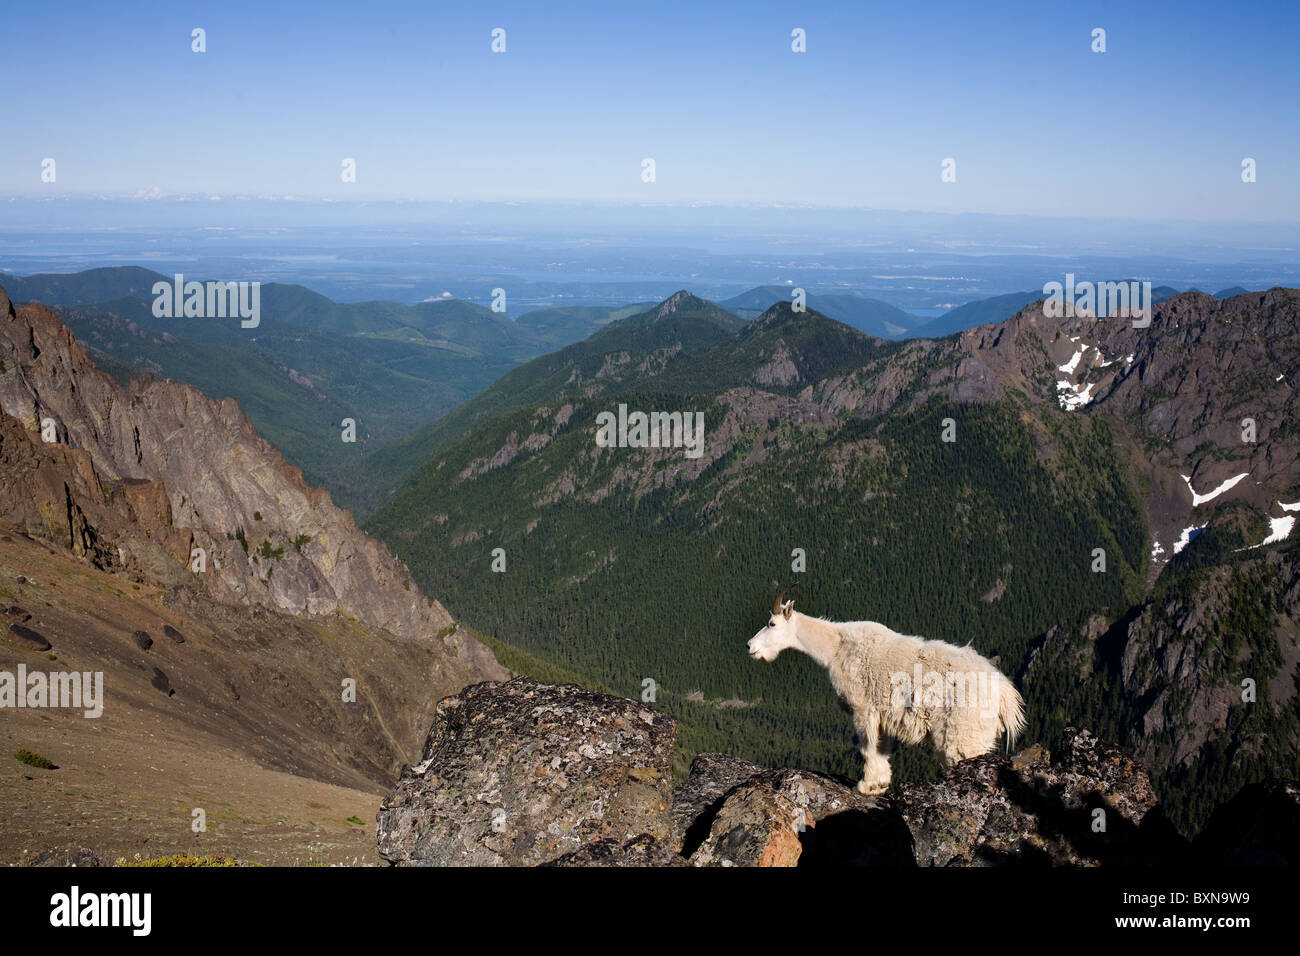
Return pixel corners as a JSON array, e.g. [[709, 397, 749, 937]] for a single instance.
[[854, 709, 892, 795]]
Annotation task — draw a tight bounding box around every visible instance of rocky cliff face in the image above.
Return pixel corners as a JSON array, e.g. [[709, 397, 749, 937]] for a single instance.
[[0, 283, 506, 810], [0, 283, 502, 678], [929, 290, 1300, 567], [378, 679, 1296, 866]]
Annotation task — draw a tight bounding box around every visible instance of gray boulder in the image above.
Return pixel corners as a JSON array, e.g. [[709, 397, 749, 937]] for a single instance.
[[377, 677, 677, 866]]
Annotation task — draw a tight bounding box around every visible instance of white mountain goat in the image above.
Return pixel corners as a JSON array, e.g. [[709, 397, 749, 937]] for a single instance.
[[748, 594, 1026, 795]]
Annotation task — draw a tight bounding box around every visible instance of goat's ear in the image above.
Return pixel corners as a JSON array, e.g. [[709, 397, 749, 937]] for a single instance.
[[781, 600, 795, 619]]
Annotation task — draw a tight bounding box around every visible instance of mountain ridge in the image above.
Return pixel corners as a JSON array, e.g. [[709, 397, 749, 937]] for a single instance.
[[366, 284, 1300, 833]]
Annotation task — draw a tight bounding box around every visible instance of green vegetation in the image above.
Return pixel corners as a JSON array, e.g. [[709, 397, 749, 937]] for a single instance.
[[474, 628, 616, 694], [257, 539, 285, 561], [14, 748, 56, 769]]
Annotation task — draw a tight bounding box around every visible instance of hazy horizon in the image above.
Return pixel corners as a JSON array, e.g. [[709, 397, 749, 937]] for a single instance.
[[5, 0, 1299, 221]]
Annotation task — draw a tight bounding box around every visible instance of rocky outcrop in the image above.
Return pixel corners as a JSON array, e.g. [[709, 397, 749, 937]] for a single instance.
[[378, 680, 1294, 867], [892, 728, 1183, 866], [544, 834, 687, 867], [670, 752, 766, 853], [377, 678, 677, 866], [688, 780, 804, 867]]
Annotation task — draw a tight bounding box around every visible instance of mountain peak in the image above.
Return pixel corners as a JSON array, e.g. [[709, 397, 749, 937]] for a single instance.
[[654, 290, 705, 317], [750, 300, 863, 337]]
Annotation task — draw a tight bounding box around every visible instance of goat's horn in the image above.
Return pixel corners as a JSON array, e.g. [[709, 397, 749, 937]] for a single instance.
[[772, 589, 787, 614]]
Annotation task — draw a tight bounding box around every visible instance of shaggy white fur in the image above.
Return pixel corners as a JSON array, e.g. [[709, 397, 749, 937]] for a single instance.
[[748, 598, 1026, 795]]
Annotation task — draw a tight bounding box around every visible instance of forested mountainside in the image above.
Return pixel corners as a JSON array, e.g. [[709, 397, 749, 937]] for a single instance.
[[368, 287, 1300, 834]]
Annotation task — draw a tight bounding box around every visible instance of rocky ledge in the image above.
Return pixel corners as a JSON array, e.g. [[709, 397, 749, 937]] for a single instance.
[[377, 677, 1299, 867]]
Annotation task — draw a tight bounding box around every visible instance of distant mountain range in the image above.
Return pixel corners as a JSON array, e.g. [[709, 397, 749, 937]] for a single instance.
[[0, 266, 1271, 522]]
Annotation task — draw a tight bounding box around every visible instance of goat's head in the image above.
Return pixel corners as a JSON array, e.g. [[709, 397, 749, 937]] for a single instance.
[[748, 591, 797, 662]]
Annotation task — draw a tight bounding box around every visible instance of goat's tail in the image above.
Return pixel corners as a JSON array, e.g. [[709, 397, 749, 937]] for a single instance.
[[997, 675, 1027, 752]]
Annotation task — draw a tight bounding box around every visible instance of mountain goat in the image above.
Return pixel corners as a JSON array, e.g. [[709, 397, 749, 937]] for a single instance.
[[747, 594, 1025, 795]]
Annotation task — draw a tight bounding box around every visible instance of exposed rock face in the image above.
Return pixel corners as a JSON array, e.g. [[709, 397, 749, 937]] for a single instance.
[[0, 284, 506, 797], [671, 755, 898, 865], [933, 290, 1300, 564], [1021, 543, 1300, 830], [893, 728, 1182, 866], [544, 834, 687, 867], [377, 678, 677, 866], [377, 681, 1297, 867], [688, 780, 804, 867], [0, 283, 504, 667], [670, 753, 766, 853]]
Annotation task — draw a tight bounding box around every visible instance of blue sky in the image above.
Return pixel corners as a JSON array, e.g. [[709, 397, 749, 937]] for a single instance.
[[3, 0, 1299, 221]]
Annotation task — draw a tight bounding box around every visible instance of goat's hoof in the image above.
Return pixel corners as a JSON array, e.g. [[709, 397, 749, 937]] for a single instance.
[[857, 781, 889, 796]]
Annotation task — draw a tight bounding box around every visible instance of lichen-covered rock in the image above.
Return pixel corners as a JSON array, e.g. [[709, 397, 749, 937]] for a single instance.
[[688, 780, 803, 867], [377, 677, 677, 866], [673, 757, 909, 866], [893, 728, 1184, 865], [751, 768, 912, 866], [544, 834, 686, 867], [372, 680, 1199, 868], [671, 752, 765, 853]]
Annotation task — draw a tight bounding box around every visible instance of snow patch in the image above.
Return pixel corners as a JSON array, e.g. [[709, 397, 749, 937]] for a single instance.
[[1181, 472, 1249, 507], [1261, 516, 1296, 546], [1239, 516, 1297, 551], [1058, 348, 1085, 374], [1056, 379, 1096, 411], [1172, 525, 1206, 554]]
